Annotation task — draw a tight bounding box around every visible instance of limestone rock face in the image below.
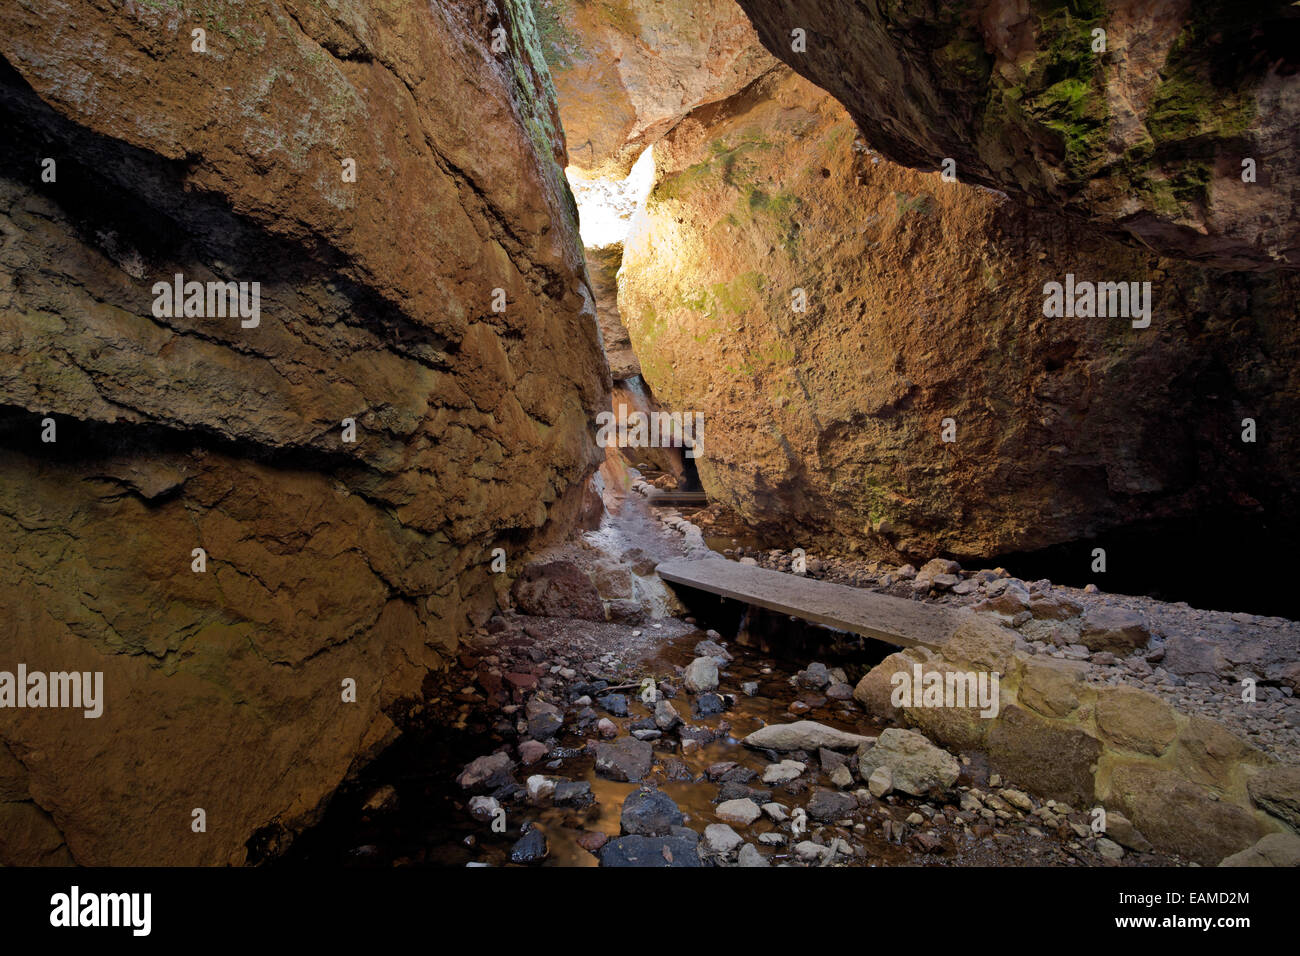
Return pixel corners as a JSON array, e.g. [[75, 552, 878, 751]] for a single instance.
[[986, 707, 1100, 807], [1109, 765, 1262, 865], [534, 0, 779, 178], [734, 0, 1300, 269], [1219, 832, 1300, 867], [619, 67, 1300, 561], [0, 0, 607, 864]]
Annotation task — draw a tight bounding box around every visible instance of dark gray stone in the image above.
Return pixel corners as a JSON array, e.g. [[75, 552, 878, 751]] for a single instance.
[[807, 788, 857, 822], [595, 737, 654, 782], [598, 693, 629, 717], [599, 834, 702, 867], [510, 827, 548, 864], [695, 693, 725, 717], [554, 780, 594, 807], [527, 712, 564, 739], [620, 788, 685, 836]]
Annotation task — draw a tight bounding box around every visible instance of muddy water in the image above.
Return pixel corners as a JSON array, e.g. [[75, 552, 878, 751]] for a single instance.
[[277, 480, 1184, 868]]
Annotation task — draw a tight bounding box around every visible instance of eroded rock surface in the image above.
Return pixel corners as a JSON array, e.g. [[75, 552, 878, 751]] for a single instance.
[[0, 0, 606, 864], [534, 0, 778, 178], [619, 67, 1300, 562], [734, 0, 1300, 268]]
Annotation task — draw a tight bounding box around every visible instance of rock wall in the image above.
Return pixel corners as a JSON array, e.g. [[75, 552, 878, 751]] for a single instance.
[[733, 0, 1300, 269], [533, 0, 778, 178], [587, 242, 640, 380], [618, 67, 1300, 561], [0, 0, 607, 864]]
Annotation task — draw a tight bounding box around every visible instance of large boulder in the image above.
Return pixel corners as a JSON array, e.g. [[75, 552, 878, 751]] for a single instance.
[[898, 659, 998, 752], [986, 706, 1100, 807], [534, 0, 778, 178], [734, 0, 1300, 268], [1017, 658, 1088, 719], [1219, 832, 1300, 867], [852, 651, 916, 722], [619, 66, 1300, 562], [1246, 765, 1300, 828], [0, 0, 607, 865], [1172, 716, 1269, 793], [511, 561, 606, 620], [856, 728, 960, 797], [1095, 686, 1179, 756]]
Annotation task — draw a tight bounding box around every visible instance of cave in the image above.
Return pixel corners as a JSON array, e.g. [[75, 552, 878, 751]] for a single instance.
[[0, 0, 1297, 901]]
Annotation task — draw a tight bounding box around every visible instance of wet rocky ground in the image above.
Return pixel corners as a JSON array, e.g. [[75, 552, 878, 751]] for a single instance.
[[281, 611, 1187, 867], [276, 479, 1294, 868], [666, 498, 1300, 766]]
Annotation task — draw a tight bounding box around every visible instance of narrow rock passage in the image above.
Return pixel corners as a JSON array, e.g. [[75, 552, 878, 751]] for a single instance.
[[281, 605, 1184, 867], [281, 478, 1198, 868]]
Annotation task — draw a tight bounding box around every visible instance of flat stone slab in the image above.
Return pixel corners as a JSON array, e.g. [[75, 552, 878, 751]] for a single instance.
[[657, 558, 957, 650]]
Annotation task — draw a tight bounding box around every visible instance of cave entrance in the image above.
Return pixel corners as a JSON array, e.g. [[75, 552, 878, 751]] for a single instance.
[[981, 512, 1297, 619]]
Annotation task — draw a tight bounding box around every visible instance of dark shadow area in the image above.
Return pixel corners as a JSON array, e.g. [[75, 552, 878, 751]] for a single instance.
[[661, 582, 896, 671], [984, 511, 1297, 619]]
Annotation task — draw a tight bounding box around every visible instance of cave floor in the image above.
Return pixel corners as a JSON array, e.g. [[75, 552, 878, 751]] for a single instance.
[[279, 488, 1207, 868]]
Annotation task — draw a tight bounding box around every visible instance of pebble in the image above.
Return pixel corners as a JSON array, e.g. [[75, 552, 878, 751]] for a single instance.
[[716, 798, 762, 826], [737, 843, 770, 867], [468, 795, 500, 822], [1000, 789, 1034, 812], [525, 775, 555, 801], [510, 827, 548, 864], [704, 824, 743, 855], [761, 760, 806, 785]]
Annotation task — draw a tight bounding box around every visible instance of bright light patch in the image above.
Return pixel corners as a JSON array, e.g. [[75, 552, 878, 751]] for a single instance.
[[566, 148, 655, 248]]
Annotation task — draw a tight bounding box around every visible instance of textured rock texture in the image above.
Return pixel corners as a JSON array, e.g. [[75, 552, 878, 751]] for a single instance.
[[588, 242, 639, 379], [734, 0, 1300, 268], [0, 0, 606, 864], [533, 0, 778, 178], [619, 67, 1300, 561], [854, 615, 1291, 865]]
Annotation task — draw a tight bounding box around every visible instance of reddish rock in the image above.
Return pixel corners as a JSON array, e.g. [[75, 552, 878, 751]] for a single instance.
[[518, 740, 550, 766], [576, 830, 610, 855], [510, 561, 606, 621]]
